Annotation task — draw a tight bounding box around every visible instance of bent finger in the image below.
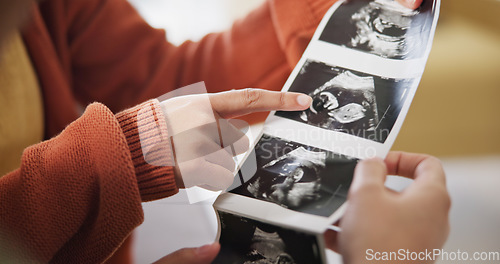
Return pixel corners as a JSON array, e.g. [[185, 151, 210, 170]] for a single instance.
[[210, 89, 312, 119], [384, 151, 446, 186], [173, 134, 226, 163], [199, 162, 236, 191], [218, 118, 250, 155], [349, 158, 387, 196], [324, 229, 339, 253]]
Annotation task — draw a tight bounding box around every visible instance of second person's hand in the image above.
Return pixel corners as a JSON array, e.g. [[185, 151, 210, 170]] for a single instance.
[[325, 151, 451, 264]]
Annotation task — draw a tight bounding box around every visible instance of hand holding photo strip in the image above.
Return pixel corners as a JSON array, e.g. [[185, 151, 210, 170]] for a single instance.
[[214, 0, 440, 263]]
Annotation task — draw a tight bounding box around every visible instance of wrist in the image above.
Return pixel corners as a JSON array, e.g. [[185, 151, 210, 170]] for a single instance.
[[116, 99, 178, 201]]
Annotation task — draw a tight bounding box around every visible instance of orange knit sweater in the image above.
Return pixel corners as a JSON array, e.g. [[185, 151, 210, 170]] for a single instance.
[[0, 0, 337, 262]]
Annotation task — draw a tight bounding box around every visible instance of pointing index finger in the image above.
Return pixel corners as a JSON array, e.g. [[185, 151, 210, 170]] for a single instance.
[[209, 89, 312, 119]]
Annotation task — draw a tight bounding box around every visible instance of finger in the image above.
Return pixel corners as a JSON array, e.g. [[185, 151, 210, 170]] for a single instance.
[[228, 135, 250, 157], [396, 0, 423, 9], [384, 151, 446, 186], [177, 157, 234, 190], [210, 89, 312, 119], [349, 158, 387, 196], [218, 118, 250, 155], [198, 161, 235, 190], [153, 243, 220, 264], [324, 229, 339, 253], [171, 127, 222, 163]]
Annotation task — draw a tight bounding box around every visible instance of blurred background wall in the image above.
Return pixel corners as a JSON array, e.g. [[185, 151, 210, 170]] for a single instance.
[[394, 0, 500, 157], [128, 0, 264, 45], [127, 0, 500, 263]]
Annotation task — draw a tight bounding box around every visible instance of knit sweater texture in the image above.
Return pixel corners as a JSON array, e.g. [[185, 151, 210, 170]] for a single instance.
[[0, 0, 337, 262]]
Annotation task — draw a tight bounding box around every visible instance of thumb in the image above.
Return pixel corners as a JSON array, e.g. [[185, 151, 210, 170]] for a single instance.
[[349, 158, 387, 197], [209, 89, 312, 119], [153, 243, 220, 264]]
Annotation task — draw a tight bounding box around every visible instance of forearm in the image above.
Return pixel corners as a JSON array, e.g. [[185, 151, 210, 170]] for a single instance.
[[182, 0, 340, 93], [62, 0, 337, 111]]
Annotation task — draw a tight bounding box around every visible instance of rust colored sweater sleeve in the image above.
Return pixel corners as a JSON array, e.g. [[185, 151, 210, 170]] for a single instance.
[[39, 0, 337, 112], [0, 100, 177, 263]]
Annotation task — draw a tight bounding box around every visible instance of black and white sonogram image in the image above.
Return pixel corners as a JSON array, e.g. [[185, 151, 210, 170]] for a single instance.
[[276, 60, 413, 143], [231, 134, 358, 217], [320, 0, 434, 59], [214, 211, 324, 264]]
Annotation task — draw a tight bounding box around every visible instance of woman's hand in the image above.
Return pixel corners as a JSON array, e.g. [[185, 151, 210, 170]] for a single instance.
[[160, 89, 312, 191], [325, 151, 451, 264], [397, 0, 423, 9]]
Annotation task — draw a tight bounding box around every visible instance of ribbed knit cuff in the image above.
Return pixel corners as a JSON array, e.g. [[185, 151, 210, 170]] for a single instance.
[[116, 99, 179, 201]]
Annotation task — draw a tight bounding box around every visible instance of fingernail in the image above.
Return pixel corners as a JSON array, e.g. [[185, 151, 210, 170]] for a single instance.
[[297, 94, 312, 107], [196, 243, 214, 257], [362, 157, 386, 168], [406, 0, 418, 9]]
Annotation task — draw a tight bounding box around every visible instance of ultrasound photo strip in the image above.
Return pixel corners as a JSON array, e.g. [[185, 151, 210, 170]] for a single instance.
[[263, 0, 440, 159], [214, 0, 440, 251], [230, 134, 358, 218], [303, 0, 440, 80]]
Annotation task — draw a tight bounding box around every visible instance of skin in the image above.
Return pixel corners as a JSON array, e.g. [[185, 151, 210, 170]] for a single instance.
[[398, 0, 423, 10], [154, 151, 450, 264], [0, 0, 433, 263], [153, 152, 450, 264], [152, 243, 221, 264], [325, 152, 451, 264], [268, 168, 303, 205], [0, 0, 423, 49]]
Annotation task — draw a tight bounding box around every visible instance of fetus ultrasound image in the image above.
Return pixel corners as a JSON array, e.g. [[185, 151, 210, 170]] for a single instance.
[[230, 134, 358, 217], [276, 60, 413, 143], [319, 0, 434, 59]]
